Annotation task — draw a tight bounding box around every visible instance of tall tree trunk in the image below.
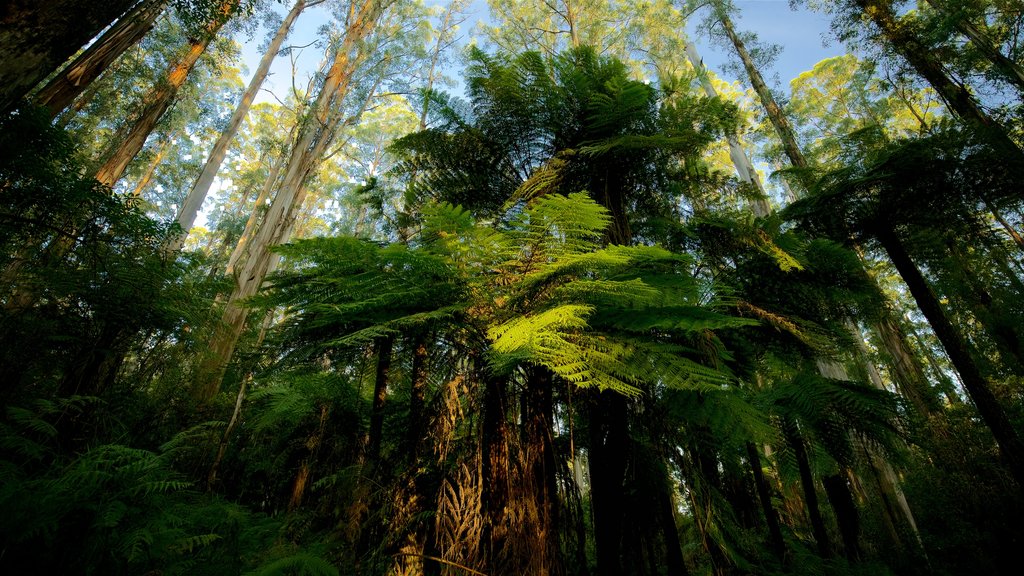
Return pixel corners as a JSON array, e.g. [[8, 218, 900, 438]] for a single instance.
[[923, 0, 1024, 94], [713, 4, 811, 190], [169, 0, 311, 251], [129, 133, 172, 197], [0, 0, 138, 113], [874, 314, 943, 416], [34, 0, 168, 118], [366, 335, 393, 467], [877, 224, 1024, 487], [195, 0, 387, 401], [746, 442, 787, 563], [225, 153, 285, 276], [822, 473, 861, 561], [481, 367, 512, 571], [784, 418, 832, 558], [855, 0, 1024, 163], [684, 40, 771, 217], [657, 473, 689, 576], [288, 402, 329, 512], [522, 366, 563, 575], [588, 392, 629, 576], [94, 0, 239, 188]]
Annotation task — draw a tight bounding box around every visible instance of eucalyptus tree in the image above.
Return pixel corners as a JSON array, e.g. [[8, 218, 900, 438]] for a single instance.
[[34, 0, 171, 118], [788, 127, 1024, 487], [170, 0, 320, 252], [0, 0, 138, 113], [196, 0, 433, 402], [94, 0, 247, 188]]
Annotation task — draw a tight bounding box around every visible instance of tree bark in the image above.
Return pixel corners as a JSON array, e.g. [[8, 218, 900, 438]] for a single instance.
[[684, 40, 771, 217], [169, 0, 310, 251], [588, 392, 629, 576], [34, 0, 168, 118], [0, 0, 138, 113], [195, 0, 387, 401], [746, 442, 787, 563], [714, 4, 812, 190], [784, 419, 832, 558], [856, 0, 1024, 163], [877, 224, 1024, 487], [94, 0, 239, 188], [923, 0, 1024, 94], [366, 335, 393, 467]]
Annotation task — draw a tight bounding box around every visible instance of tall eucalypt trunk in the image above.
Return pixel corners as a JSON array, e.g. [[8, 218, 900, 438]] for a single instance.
[[34, 0, 169, 118], [684, 40, 771, 217], [876, 223, 1024, 488], [195, 0, 388, 402], [0, 0, 138, 113], [94, 0, 240, 188], [712, 2, 811, 191], [854, 0, 1024, 163], [168, 0, 313, 252]]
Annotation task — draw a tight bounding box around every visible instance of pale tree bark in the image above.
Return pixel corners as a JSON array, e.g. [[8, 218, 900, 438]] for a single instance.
[[129, 133, 173, 197], [713, 6, 813, 195], [0, 0, 138, 113], [225, 153, 286, 275], [923, 0, 1024, 94], [34, 0, 169, 118], [94, 0, 239, 188], [684, 40, 771, 216], [169, 0, 315, 251], [195, 0, 390, 402]]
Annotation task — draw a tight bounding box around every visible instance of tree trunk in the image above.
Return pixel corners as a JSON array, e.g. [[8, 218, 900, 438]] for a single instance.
[[657, 475, 689, 576], [0, 0, 138, 113], [129, 133, 172, 197], [874, 314, 942, 416], [288, 402, 329, 512], [714, 4, 811, 190], [588, 392, 629, 576], [684, 40, 771, 217], [366, 335, 393, 467], [34, 0, 168, 118], [784, 418, 832, 558], [923, 0, 1024, 94], [746, 442, 787, 563], [522, 366, 563, 575], [877, 224, 1024, 487], [195, 0, 387, 401], [169, 0, 309, 251], [822, 473, 861, 561], [481, 367, 512, 571], [856, 0, 1024, 163], [94, 0, 239, 188]]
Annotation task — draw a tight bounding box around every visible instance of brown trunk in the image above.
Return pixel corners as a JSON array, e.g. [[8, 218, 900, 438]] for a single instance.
[[747, 442, 787, 563], [169, 0, 310, 251], [0, 0, 137, 112], [288, 402, 330, 512], [784, 419, 832, 558], [522, 366, 563, 575], [129, 135, 171, 197], [822, 474, 861, 561], [34, 0, 168, 118], [366, 335, 393, 467], [93, 0, 236, 188], [481, 367, 511, 570], [588, 392, 629, 576], [877, 224, 1024, 487], [857, 0, 1024, 162]]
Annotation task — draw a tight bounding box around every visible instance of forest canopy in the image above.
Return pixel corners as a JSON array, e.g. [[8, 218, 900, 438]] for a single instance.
[[1, 1, 1023, 575]]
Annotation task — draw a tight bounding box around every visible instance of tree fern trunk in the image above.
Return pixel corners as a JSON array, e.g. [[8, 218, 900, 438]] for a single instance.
[[747, 442, 787, 563]]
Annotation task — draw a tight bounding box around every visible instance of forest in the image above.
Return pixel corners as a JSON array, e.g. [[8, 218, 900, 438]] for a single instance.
[[1, 0, 1023, 574]]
